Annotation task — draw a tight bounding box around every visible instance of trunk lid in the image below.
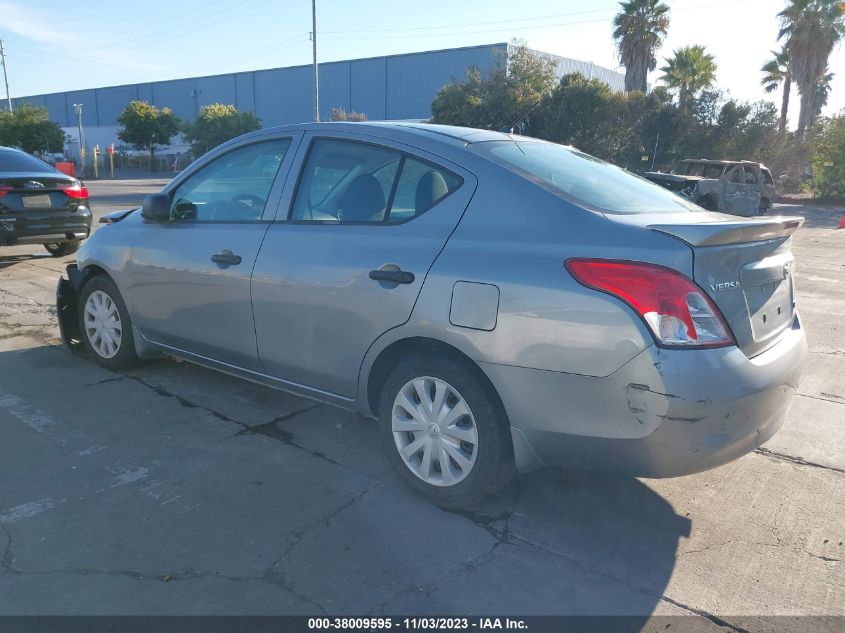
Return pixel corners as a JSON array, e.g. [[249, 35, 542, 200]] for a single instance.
[[0, 173, 82, 213], [613, 211, 803, 357]]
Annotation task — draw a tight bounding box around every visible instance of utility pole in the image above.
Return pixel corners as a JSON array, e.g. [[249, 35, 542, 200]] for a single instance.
[[73, 103, 85, 176], [0, 39, 12, 112], [311, 0, 319, 122]]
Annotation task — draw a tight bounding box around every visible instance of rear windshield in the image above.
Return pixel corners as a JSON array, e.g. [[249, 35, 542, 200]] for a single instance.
[[0, 150, 56, 173], [472, 140, 699, 214]]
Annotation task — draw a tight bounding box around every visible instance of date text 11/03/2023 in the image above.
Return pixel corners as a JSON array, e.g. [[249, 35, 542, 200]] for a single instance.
[[307, 618, 528, 630]]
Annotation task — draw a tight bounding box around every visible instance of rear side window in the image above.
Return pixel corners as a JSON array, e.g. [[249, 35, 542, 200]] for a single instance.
[[389, 158, 463, 222], [474, 140, 699, 214], [762, 169, 774, 185], [291, 139, 462, 223], [0, 150, 56, 173]]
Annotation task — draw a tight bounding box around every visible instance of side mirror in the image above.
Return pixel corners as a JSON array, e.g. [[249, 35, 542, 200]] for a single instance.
[[141, 193, 171, 221]]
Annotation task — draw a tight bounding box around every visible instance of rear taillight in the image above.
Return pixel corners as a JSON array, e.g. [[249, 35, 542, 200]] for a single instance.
[[565, 258, 736, 349], [0, 186, 12, 197], [60, 183, 89, 199]]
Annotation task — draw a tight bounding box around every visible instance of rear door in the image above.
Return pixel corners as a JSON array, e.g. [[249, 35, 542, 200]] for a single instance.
[[251, 133, 476, 397], [721, 165, 760, 216]]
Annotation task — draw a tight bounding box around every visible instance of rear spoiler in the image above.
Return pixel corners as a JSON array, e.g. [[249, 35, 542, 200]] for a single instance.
[[648, 215, 804, 247]]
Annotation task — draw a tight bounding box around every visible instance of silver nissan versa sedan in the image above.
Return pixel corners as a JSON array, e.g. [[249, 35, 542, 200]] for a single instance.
[[56, 122, 807, 506]]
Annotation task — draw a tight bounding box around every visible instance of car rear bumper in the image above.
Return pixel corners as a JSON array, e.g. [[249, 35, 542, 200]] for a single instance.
[[481, 315, 807, 477], [0, 206, 92, 245]]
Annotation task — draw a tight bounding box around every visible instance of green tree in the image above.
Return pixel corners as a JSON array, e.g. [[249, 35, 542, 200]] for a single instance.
[[430, 43, 557, 131], [778, 0, 845, 132], [761, 46, 792, 134], [182, 103, 261, 157], [535, 73, 626, 160], [0, 104, 65, 154], [612, 0, 670, 94], [117, 100, 180, 169], [811, 110, 845, 197], [659, 45, 717, 113]]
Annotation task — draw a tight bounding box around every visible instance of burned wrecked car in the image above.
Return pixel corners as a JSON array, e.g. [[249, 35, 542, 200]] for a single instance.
[[645, 160, 777, 217]]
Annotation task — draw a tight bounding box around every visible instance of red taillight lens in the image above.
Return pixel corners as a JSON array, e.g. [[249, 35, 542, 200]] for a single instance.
[[61, 183, 89, 199], [565, 258, 736, 349], [0, 186, 12, 197]]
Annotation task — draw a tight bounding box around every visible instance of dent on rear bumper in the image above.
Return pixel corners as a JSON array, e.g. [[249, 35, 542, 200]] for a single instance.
[[482, 316, 807, 477]]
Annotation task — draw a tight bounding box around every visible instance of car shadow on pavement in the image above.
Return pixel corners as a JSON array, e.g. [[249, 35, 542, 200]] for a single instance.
[[0, 344, 691, 617], [0, 253, 55, 269]]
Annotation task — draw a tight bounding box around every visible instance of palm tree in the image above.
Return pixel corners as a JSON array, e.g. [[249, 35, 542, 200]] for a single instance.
[[815, 69, 835, 110], [612, 0, 670, 93], [761, 46, 792, 134], [778, 0, 845, 132], [659, 45, 717, 113]]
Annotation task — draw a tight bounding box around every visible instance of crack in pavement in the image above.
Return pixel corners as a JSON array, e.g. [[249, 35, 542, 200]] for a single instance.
[[798, 392, 845, 406], [753, 447, 845, 475], [1, 523, 12, 574], [120, 372, 375, 478]]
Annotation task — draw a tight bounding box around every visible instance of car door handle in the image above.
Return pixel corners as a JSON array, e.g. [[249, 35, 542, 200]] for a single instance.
[[369, 269, 415, 284], [211, 250, 242, 266]]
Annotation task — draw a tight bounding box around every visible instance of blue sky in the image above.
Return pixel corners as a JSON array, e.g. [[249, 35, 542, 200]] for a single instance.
[[0, 0, 842, 125]]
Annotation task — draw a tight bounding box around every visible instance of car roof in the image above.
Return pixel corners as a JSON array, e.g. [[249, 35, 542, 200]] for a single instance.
[[680, 158, 766, 167], [258, 121, 522, 147]]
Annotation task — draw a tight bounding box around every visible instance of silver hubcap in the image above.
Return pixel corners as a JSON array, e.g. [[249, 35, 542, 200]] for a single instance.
[[83, 290, 122, 359], [392, 376, 478, 487]]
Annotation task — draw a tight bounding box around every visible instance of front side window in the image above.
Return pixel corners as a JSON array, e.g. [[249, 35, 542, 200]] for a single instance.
[[290, 140, 462, 223], [728, 166, 745, 184], [473, 140, 699, 215], [169, 139, 290, 222]]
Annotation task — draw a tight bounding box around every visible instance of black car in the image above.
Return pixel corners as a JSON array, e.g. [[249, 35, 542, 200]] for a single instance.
[[0, 146, 92, 256]]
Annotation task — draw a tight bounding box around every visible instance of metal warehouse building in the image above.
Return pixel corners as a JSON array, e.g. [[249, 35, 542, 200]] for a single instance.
[[13, 42, 623, 152]]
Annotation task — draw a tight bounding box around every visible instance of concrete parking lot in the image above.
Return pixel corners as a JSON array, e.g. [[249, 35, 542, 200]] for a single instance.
[[0, 175, 843, 621]]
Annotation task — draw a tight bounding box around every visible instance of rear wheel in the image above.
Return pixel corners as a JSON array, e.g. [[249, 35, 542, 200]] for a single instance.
[[44, 240, 79, 257], [379, 355, 514, 507], [78, 275, 139, 370]]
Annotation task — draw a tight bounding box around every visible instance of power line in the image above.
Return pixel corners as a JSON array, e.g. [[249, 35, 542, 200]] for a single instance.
[[84, 0, 279, 55]]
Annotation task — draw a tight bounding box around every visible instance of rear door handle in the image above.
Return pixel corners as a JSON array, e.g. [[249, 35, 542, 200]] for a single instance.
[[211, 249, 242, 266], [369, 269, 415, 284]]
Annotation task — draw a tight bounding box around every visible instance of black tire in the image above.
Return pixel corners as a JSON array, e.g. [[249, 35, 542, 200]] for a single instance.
[[378, 354, 514, 508], [78, 275, 139, 371], [44, 240, 79, 257]]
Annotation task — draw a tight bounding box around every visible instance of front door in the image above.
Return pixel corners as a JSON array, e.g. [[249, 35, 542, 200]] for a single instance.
[[251, 134, 476, 397], [127, 136, 298, 369], [721, 165, 760, 216]]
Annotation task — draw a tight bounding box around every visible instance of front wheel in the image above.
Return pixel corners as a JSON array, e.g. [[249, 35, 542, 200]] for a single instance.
[[379, 355, 514, 507], [78, 275, 139, 370], [44, 240, 79, 257]]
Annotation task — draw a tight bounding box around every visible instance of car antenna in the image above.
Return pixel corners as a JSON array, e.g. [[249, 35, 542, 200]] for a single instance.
[[500, 100, 542, 135]]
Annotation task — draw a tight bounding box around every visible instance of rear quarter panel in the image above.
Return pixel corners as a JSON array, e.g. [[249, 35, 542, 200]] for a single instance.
[[360, 165, 695, 396]]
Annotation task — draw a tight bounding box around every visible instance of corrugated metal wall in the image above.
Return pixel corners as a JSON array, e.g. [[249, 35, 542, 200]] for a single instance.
[[13, 43, 624, 127]]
